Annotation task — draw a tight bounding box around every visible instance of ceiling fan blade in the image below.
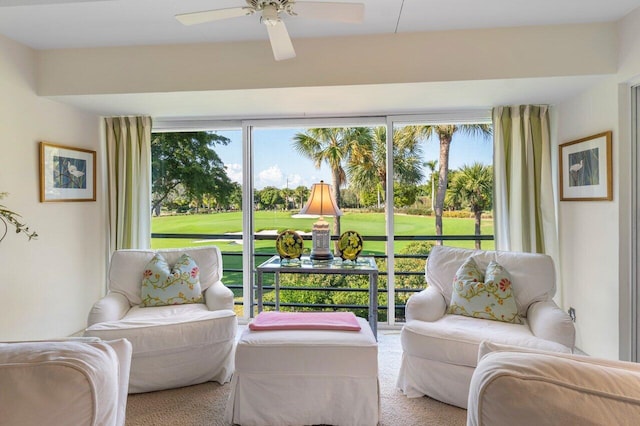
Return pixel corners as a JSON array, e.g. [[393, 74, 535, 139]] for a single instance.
[[176, 7, 253, 26], [266, 20, 296, 61], [293, 1, 364, 23]]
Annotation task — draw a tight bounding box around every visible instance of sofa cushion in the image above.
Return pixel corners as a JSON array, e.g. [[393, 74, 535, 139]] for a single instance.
[[448, 259, 522, 324], [426, 246, 556, 317], [141, 253, 203, 307], [401, 316, 571, 368]]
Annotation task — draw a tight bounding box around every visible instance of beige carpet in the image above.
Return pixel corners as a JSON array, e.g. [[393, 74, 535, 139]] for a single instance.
[[125, 330, 467, 426]]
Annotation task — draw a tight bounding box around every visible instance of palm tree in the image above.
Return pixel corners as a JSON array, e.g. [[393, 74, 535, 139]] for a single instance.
[[392, 125, 425, 185], [280, 187, 294, 210], [293, 185, 310, 209], [424, 159, 438, 212], [348, 126, 424, 208], [347, 126, 382, 206], [418, 124, 492, 243], [292, 127, 365, 239], [448, 163, 493, 249]]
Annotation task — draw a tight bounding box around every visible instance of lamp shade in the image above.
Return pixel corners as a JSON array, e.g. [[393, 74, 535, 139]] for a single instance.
[[299, 181, 343, 217]]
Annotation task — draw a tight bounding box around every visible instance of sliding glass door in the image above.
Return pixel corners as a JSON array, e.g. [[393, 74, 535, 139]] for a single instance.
[[151, 111, 493, 327], [387, 113, 493, 323], [245, 118, 386, 320], [150, 125, 245, 315]]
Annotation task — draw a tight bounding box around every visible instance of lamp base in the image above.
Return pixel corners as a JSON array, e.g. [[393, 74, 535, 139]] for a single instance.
[[310, 251, 334, 261], [310, 217, 333, 262]]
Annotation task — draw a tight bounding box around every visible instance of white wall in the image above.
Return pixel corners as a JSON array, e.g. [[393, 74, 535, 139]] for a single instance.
[[0, 34, 105, 340], [555, 7, 640, 359], [36, 23, 616, 97], [618, 7, 640, 82], [556, 78, 620, 358]]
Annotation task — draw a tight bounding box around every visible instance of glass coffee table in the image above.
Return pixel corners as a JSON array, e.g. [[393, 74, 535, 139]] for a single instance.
[[254, 255, 379, 337]]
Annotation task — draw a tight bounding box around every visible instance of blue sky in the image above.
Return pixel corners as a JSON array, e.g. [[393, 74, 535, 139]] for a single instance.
[[215, 127, 493, 189]]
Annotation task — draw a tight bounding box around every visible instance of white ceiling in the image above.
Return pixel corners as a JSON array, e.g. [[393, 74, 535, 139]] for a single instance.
[[1, 0, 639, 49], [1, 0, 639, 119]]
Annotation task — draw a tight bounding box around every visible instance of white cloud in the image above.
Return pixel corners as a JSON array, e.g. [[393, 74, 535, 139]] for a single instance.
[[305, 174, 329, 188], [239, 163, 332, 189], [225, 163, 243, 183], [257, 165, 283, 188], [282, 174, 303, 189]]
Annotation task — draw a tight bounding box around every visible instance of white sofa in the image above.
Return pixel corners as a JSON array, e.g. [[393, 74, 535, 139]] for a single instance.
[[84, 246, 237, 393], [397, 246, 575, 408], [468, 341, 640, 426], [0, 338, 132, 426]]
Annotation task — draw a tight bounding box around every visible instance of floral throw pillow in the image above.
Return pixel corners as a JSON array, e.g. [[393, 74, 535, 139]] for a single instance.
[[448, 257, 522, 324], [141, 253, 204, 307]]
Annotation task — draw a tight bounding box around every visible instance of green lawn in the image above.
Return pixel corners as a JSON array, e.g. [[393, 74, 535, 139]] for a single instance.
[[152, 210, 493, 252], [151, 210, 493, 317]]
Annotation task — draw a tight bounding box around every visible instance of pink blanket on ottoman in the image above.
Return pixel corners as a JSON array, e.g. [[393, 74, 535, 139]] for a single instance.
[[249, 311, 362, 331]]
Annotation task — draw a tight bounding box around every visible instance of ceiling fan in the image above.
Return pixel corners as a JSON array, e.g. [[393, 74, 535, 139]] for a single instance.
[[176, 0, 365, 61]]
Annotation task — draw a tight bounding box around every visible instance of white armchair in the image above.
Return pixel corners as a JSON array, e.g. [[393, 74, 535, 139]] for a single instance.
[[0, 338, 132, 426], [397, 246, 575, 408], [84, 246, 237, 393], [468, 342, 640, 426]]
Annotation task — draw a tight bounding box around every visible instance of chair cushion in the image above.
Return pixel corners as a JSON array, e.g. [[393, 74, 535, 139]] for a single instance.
[[141, 253, 203, 307], [401, 316, 571, 368], [84, 303, 236, 356], [426, 246, 556, 317], [84, 304, 237, 393], [448, 258, 521, 324]]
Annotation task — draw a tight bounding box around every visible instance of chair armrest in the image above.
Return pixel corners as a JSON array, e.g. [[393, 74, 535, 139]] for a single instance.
[[468, 348, 640, 426], [87, 292, 130, 326], [204, 281, 235, 312], [405, 285, 447, 322], [101, 338, 132, 426], [527, 300, 575, 350], [0, 339, 133, 426]]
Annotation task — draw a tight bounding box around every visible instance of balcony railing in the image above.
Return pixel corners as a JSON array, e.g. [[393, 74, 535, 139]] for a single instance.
[[151, 232, 494, 323]]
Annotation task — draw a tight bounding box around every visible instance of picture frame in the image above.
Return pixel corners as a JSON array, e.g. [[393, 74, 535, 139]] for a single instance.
[[559, 131, 612, 201], [39, 142, 96, 202]]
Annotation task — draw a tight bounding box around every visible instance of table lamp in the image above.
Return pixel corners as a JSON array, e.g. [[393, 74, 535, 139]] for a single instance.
[[299, 181, 343, 261]]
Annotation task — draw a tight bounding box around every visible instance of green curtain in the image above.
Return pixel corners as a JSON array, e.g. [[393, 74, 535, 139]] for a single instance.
[[492, 105, 557, 257], [105, 116, 152, 251]]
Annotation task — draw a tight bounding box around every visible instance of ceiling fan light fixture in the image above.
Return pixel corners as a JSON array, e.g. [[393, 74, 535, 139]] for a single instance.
[[247, 0, 291, 12], [261, 4, 280, 26]]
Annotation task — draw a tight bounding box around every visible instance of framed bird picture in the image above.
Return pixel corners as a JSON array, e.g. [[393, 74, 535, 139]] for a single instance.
[[559, 131, 612, 201], [39, 142, 96, 202]]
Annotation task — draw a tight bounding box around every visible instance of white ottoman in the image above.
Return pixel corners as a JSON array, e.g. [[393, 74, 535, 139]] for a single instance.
[[225, 316, 379, 426]]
